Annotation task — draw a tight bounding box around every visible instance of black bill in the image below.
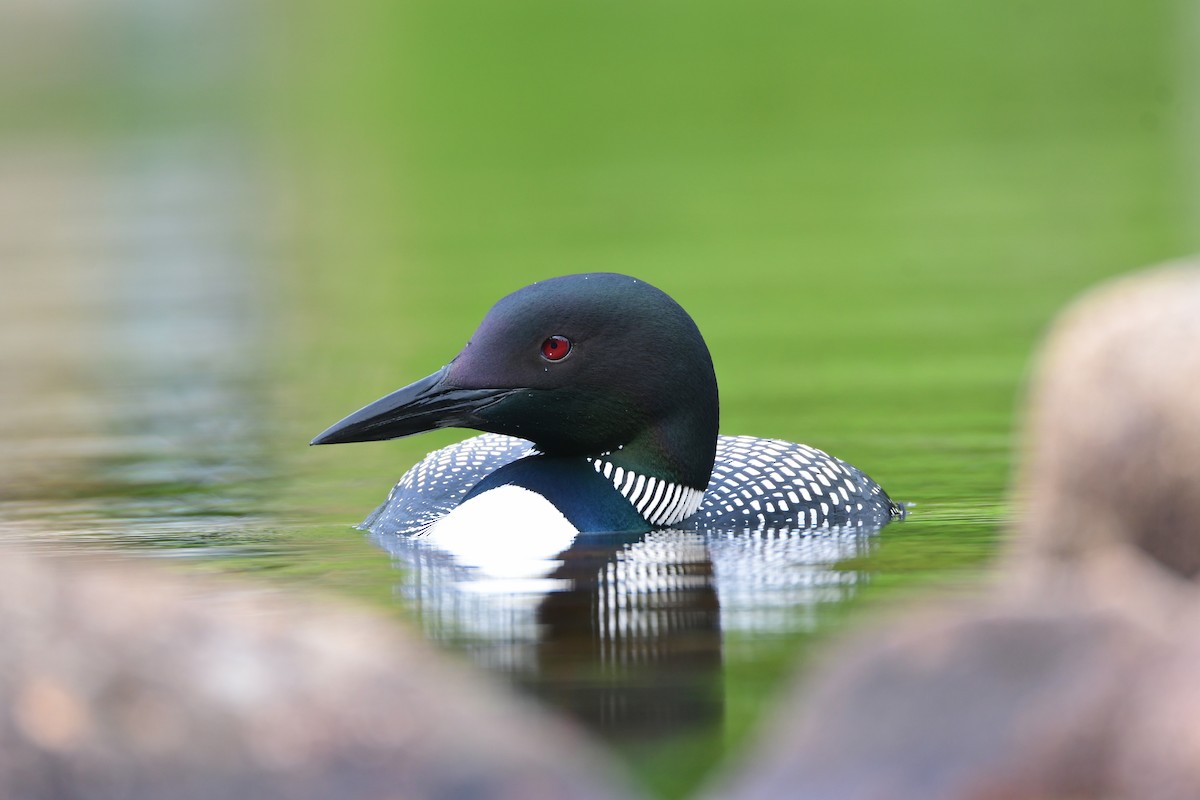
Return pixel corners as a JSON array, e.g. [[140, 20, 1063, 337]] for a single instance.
[[310, 367, 519, 445]]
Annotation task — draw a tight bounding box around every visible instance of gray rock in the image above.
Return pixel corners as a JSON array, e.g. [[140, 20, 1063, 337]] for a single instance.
[[705, 601, 1159, 800], [1012, 262, 1200, 582], [0, 549, 636, 800], [1110, 617, 1200, 800]]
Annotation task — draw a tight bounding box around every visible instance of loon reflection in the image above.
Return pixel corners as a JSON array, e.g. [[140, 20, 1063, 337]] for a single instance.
[[372, 523, 875, 739]]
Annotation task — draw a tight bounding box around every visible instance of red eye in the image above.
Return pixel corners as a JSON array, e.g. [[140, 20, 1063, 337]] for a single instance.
[[540, 335, 572, 362]]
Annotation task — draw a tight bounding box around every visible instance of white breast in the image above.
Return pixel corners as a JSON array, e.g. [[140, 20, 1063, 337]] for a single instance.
[[419, 485, 581, 581]]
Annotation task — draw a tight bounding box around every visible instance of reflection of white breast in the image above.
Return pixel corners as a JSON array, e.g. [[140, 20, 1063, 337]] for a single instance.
[[420, 485, 581, 580]]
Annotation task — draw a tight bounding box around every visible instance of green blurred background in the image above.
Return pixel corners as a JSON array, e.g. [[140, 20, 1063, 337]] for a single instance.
[[278, 0, 1196, 503], [2, 1, 1196, 797]]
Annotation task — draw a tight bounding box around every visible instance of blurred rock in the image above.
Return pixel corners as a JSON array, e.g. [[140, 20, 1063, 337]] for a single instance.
[[1110, 614, 1200, 800], [703, 262, 1200, 800], [704, 601, 1161, 800], [0, 549, 636, 800], [1011, 262, 1200, 585]]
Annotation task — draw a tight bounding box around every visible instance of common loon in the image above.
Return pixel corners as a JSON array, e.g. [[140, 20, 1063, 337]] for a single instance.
[[312, 273, 902, 538]]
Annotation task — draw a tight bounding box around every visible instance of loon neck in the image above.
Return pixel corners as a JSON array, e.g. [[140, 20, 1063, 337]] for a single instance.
[[626, 400, 719, 485], [586, 455, 706, 527], [580, 405, 717, 528]]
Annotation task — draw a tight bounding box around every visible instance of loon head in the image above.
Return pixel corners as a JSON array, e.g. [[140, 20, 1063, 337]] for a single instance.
[[311, 273, 719, 490]]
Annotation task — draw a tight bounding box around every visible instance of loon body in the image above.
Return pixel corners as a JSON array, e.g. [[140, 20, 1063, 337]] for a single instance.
[[313, 274, 902, 538], [362, 433, 897, 537]]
